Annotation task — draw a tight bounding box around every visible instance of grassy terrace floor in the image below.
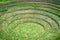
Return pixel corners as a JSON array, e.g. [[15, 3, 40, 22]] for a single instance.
[[0, 1, 60, 40]]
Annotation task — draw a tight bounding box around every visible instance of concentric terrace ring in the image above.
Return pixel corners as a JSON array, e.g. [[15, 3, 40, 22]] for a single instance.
[[0, 1, 60, 40]]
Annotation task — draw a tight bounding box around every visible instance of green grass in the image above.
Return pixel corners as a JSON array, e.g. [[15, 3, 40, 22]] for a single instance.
[[0, 1, 60, 40]]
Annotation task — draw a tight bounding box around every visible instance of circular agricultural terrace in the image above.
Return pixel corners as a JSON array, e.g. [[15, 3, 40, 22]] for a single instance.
[[0, 1, 60, 40]]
